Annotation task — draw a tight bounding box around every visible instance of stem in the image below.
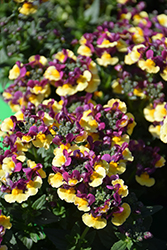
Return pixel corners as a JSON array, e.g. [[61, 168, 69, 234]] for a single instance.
[[80, 226, 89, 242]]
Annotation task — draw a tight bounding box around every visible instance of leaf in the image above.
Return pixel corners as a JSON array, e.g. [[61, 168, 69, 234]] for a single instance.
[[141, 205, 163, 218], [18, 235, 33, 249], [32, 194, 46, 210], [44, 228, 68, 250], [142, 215, 152, 230], [37, 147, 48, 158], [98, 223, 117, 248], [30, 232, 38, 243], [110, 240, 128, 250], [34, 209, 60, 225], [127, 240, 133, 250], [0, 48, 8, 65], [146, 238, 167, 250], [86, 230, 96, 246], [71, 221, 80, 237], [84, 0, 100, 24]]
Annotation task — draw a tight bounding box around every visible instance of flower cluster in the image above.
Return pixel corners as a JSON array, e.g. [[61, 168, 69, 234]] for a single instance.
[[128, 139, 165, 187], [143, 102, 167, 143], [0, 94, 136, 229], [75, 2, 167, 103], [3, 50, 100, 112], [0, 210, 12, 249]]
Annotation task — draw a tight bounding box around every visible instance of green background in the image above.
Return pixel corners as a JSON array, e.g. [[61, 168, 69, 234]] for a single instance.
[[0, 85, 13, 122]]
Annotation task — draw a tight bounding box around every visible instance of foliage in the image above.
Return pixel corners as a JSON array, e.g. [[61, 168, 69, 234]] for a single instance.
[[0, 0, 167, 250]]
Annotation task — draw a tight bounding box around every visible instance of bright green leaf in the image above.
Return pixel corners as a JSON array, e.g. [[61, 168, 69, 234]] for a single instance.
[[111, 240, 127, 250], [30, 232, 38, 243], [32, 194, 46, 210]]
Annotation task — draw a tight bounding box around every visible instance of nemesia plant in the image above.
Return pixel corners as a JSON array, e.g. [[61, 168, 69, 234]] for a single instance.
[[0, 0, 167, 249]]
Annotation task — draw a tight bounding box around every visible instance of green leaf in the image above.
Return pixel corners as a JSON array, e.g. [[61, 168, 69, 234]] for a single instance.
[[0, 48, 8, 64], [147, 237, 167, 250], [111, 240, 128, 250], [86, 230, 96, 246], [34, 209, 60, 225], [44, 228, 68, 250], [84, 0, 100, 24], [30, 232, 38, 243], [71, 221, 80, 237], [98, 223, 117, 248], [127, 240, 133, 250], [18, 235, 33, 249], [141, 205, 163, 218], [32, 194, 46, 210]]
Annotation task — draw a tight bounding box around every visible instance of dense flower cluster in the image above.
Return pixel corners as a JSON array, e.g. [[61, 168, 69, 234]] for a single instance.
[[0, 94, 136, 229], [1, 0, 167, 248], [75, 2, 167, 103], [128, 139, 165, 187], [3, 51, 100, 112]]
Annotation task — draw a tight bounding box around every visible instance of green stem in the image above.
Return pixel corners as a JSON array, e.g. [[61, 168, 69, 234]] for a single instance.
[[80, 226, 89, 242]]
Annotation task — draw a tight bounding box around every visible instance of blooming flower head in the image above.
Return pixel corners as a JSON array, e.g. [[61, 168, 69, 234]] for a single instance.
[[96, 51, 119, 67], [28, 55, 48, 66], [89, 160, 108, 187], [57, 187, 76, 203], [4, 188, 29, 203], [32, 131, 53, 150], [111, 203, 131, 226], [138, 58, 160, 74], [8, 64, 20, 80], [82, 213, 107, 229], [77, 45, 92, 57], [44, 66, 62, 81], [124, 45, 145, 65], [74, 196, 90, 212], [79, 109, 98, 132], [19, 2, 37, 15], [0, 214, 12, 230], [157, 14, 167, 27], [48, 172, 64, 188], [112, 179, 129, 197], [135, 172, 155, 187], [128, 27, 145, 44]]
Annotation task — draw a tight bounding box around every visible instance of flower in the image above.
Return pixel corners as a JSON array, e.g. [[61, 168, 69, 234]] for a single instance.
[[4, 188, 29, 203], [96, 51, 119, 67], [8, 64, 20, 80], [143, 104, 155, 122], [44, 66, 62, 81], [82, 213, 107, 229], [77, 45, 92, 57], [138, 58, 160, 74], [89, 161, 108, 187], [57, 187, 76, 203], [154, 103, 167, 122], [124, 45, 145, 65], [79, 109, 98, 132], [48, 172, 64, 188], [160, 119, 167, 143], [19, 3, 37, 15], [32, 132, 53, 150], [112, 179, 129, 198], [111, 203, 131, 226], [135, 172, 155, 187], [0, 215, 12, 230], [74, 197, 90, 212], [157, 14, 167, 27]]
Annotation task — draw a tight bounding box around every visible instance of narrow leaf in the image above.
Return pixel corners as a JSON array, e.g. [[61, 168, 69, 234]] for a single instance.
[[111, 240, 127, 250], [32, 194, 46, 210]]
